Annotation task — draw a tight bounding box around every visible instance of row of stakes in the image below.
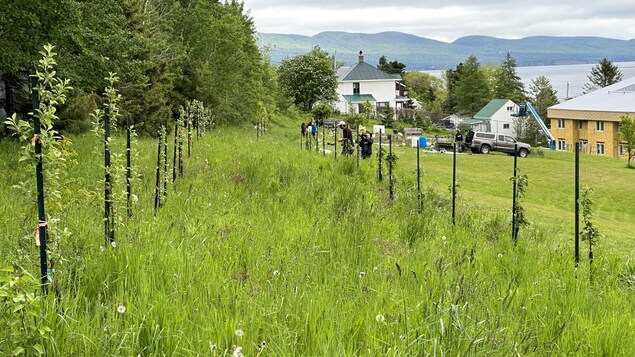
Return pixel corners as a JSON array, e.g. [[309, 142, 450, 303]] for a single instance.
[[300, 127, 591, 267]]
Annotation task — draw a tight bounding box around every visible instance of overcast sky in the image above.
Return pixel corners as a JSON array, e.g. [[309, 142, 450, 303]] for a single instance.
[[241, 1, 635, 42]]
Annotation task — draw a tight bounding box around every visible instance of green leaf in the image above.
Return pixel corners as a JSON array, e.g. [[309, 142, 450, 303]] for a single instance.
[[33, 344, 45, 355], [12, 346, 25, 356]]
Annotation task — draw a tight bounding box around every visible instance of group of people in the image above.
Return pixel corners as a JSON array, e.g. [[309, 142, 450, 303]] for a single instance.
[[301, 120, 373, 159]]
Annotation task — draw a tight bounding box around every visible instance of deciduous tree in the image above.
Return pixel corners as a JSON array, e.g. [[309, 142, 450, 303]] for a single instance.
[[277, 47, 337, 110], [619, 114, 635, 168]]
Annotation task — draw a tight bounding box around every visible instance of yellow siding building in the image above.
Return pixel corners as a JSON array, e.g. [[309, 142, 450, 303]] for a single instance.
[[547, 77, 635, 159]]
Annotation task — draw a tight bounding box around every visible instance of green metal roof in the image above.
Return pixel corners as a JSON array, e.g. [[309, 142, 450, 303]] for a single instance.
[[341, 61, 401, 81], [343, 94, 377, 103], [474, 99, 510, 119]]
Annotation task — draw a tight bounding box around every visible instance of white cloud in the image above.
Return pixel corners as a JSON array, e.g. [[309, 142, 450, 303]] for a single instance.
[[242, 1, 635, 41]]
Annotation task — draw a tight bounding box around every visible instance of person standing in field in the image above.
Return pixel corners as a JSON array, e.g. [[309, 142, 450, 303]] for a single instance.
[[310, 118, 318, 141], [338, 121, 354, 156], [359, 131, 373, 159]]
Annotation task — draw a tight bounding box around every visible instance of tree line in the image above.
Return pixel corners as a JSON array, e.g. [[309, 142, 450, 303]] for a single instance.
[[0, 0, 282, 136]]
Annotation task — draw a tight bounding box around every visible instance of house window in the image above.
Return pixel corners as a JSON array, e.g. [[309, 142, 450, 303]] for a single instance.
[[618, 144, 625, 156], [595, 121, 604, 132], [507, 106, 514, 111], [353, 82, 360, 95], [557, 119, 565, 129], [558, 139, 566, 151], [577, 121, 583, 130], [503, 124, 510, 129], [596, 142, 605, 156]]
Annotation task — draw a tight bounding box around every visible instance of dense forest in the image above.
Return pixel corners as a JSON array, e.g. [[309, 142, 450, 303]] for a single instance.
[[0, 0, 283, 136]]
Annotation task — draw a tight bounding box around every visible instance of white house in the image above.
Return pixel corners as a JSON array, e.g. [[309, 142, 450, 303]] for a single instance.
[[335, 51, 411, 115], [465, 99, 519, 137]]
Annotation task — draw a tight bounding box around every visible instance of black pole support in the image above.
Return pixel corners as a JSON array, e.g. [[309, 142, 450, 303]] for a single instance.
[[389, 134, 394, 200], [31, 77, 49, 294], [417, 138, 421, 214], [378, 130, 383, 182], [126, 116, 132, 218], [172, 120, 177, 183], [154, 129, 162, 215], [512, 143, 518, 245], [452, 140, 457, 225], [105, 107, 114, 246], [163, 127, 168, 205], [575, 141, 580, 267]]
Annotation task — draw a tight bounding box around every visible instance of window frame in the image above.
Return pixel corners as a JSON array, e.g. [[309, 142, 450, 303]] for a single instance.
[[596, 142, 605, 156], [557, 119, 565, 129], [595, 121, 604, 132]]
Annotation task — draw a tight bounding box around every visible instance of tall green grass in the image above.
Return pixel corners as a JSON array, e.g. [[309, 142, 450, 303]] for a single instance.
[[1, 127, 634, 355]]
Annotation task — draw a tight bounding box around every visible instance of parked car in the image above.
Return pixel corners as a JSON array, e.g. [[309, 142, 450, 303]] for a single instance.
[[465, 131, 531, 157]]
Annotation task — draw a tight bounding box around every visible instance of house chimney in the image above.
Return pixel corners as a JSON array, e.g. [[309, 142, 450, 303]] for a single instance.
[[358, 51, 364, 62]]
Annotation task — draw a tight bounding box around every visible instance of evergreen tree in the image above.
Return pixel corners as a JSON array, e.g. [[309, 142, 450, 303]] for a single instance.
[[277, 47, 337, 110], [582, 58, 624, 94], [453, 55, 491, 116], [493, 52, 525, 103], [529, 75, 559, 127], [378, 55, 406, 75], [443, 63, 463, 115]]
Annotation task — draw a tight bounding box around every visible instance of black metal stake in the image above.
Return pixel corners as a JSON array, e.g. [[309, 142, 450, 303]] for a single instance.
[[322, 123, 326, 156], [196, 110, 200, 141], [417, 138, 421, 214], [154, 129, 162, 215], [178, 120, 183, 177], [300, 132, 303, 151], [172, 120, 177, 183], [163, 127, 168, 205], [126, 116, 132, 218], [356, 124, 360, 168], [31, 77, 48, 294], [334, 127, 338, 161], [452, 140, 457, 225], [389, 134, 394, 200], [105, 107, 114, 245], [512, 143, 518, 245], [575, 141, 580, 267], [187, 118, 192, 158], [378, 130, 383, 182]]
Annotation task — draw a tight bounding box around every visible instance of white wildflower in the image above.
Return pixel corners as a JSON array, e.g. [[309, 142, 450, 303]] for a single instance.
[[273, 270, 280, 277], [210, 342, 217, 350], [131, 194, 138, 202], [375, 313, 385, 322], [111, 241, 116, 248], [359, 271, 366, 278], [441, 235, 447, 241], [117, 304, 126, 314], [497, 253, 503, 258], [232, 346, 243, 357], [373, 266, 378, 271], [234, 329, 244, 337]]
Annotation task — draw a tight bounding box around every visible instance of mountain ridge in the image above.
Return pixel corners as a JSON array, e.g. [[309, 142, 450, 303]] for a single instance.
[[258, 31, 635, 70]]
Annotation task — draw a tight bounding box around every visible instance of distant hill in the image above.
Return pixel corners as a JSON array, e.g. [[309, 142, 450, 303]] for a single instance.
[[258, 31, 635, 70]]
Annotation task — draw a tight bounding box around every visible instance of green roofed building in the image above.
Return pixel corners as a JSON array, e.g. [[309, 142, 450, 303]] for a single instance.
[[464, 99, 519, 137], [335, 51, 415, 115]]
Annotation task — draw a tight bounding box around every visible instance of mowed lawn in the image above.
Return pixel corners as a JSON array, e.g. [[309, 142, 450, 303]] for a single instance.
[[393, 145, 635, 258]]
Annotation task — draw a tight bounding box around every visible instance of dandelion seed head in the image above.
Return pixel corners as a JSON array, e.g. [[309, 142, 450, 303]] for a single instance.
[[497, 253, 503, 258], [359, 271, 366, 278], [234, 329, 244, 337], [232, 346, 243, 357], [210, 343, 217, 350], [441, 235, 447, 241], [375, 313, 385, 322], [117, 304, 126, 314], [273, 270, 280, 277], [111, 241, 116, 248], [373, 266, 378, 271]]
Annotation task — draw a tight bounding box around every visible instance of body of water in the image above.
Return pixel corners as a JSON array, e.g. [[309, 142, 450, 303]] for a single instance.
[[424, 61, 635, 101]]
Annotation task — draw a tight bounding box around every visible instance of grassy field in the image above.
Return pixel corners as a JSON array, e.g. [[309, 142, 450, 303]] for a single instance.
[[392, 143, 635, 259], [1, 124, 634, 355]]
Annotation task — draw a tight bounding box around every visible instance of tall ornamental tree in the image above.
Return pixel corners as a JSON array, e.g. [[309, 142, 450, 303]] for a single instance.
[[454, 55, 491, 116], [582, 58, 624, 94], [277, 47, 337, 110], [619, 114, 635, 168], [402, 72, 445, 112], [493, 52, 525, 104], [529, 75, 559, 126]]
